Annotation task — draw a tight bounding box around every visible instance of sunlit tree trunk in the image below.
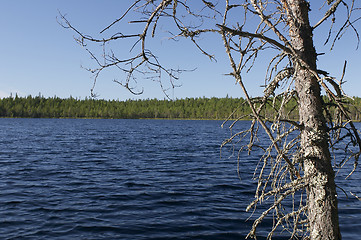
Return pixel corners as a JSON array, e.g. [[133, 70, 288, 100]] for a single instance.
[[60, 0, 361, 237], [287, 0, 341, 239]]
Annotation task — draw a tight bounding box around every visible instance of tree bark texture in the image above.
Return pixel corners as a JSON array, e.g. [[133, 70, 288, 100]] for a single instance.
[[286, 0, 341, 239]]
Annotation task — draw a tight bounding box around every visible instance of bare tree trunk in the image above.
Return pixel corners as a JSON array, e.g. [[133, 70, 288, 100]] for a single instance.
[[287, 0, 341, 239], [61, 0, 361, 237]]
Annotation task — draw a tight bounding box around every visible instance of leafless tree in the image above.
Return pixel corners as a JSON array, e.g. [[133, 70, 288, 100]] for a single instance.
[[59, 1, 361, 239]]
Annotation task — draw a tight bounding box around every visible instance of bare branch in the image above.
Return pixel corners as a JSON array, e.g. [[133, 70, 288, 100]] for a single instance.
[[216, 24, 292, 54], [313, 0, 343, 29], [61, 1, 361, 238], [100, 0, 142, 34]]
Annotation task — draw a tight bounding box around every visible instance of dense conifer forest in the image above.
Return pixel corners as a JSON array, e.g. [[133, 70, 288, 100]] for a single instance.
[[1, 94, 360, 120]]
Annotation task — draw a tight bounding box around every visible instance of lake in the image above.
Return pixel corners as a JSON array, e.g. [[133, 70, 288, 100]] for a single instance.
[[0, 119, 360, 239]]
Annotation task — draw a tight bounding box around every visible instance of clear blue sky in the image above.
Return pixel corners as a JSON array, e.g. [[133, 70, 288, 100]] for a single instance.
[[1, 1, 360, 100]]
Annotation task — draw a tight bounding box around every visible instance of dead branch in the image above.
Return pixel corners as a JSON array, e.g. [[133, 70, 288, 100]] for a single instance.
[[61, 1, 360, 238]]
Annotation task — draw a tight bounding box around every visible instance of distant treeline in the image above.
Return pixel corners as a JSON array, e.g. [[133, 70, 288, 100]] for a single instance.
[[1, 94, 361, 120]]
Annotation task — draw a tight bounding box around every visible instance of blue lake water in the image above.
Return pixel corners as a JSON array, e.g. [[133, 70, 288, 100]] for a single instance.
[[0, 119, 360, 239]]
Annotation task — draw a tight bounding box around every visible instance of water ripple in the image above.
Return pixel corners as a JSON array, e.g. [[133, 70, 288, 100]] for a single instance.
[[0, 119, 360, 239]]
